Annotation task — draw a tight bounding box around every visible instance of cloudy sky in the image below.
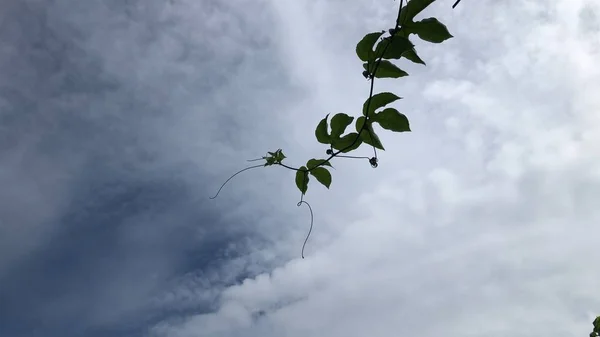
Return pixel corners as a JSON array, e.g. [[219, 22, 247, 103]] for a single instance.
[[1, 0, 599, 336]]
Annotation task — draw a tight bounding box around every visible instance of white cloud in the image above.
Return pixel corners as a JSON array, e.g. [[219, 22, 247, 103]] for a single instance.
[[151, 0, 600, 336]]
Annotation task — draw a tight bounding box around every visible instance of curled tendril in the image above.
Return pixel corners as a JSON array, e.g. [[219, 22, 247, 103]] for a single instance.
[[297, 200, 314, 259], [326, 149, 333, 155], [209, 164, 264, 199], [369, 157, 378, 168]]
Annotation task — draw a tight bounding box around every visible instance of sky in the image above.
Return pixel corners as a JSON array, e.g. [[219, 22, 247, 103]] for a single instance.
[[0, 0, 599, 336]]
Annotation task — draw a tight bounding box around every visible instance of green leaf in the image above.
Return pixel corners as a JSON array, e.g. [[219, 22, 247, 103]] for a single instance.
[[363, 60, 408, 79], [307, 158, 333, 169], [355, 115, 366, 132], [331, 132, 362, 153], [295, 167, 309, 194], [363, 92, 402, 117], [362, 129, 385, 150], [274, 149, 286, 162], [330, 113, 354, 139], [399, 0, 436, 23], [407, 17, 453, 43], [402, 48, 426, 65], [356, 116, 385, 150], [264, 157, 276, 166], [309, 167, 332, 189], [374, 36, 414, 60], [374, 108, 411, 132], [315, 114, 331, 144], [356, 31, 384, 62]]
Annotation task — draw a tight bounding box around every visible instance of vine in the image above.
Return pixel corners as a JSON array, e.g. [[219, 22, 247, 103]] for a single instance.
[[211, 0, 458, 257]]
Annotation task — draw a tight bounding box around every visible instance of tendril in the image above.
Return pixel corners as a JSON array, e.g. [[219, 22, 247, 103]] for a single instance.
[[209, 164, 264, 199], [297, 200, 314, 259]]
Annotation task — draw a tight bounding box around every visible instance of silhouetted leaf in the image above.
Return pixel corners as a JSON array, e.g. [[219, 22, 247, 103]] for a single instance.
[[331, 132, 362, 153], [402, 48, 426, 65], [330, 113, 354, 139], [356, 116, 385, 150], [374, 36, 414, 59], [274, 150, 286, 162], [295, 167, 309, 194], [363, 92, 402, 117], [399, 0, 436, 23], [307, 159, 333, 169], [363, 60, 409, 79], [356, 31, 385, 62], [310, 167, 332, 189], [264, 157, 276, 166], [315, 114, 331, 144], [408, 17, 453, 43], [374, 108, 411, 132]]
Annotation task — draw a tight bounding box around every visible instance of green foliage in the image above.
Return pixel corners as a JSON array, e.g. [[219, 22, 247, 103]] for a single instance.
[[214, 0, 457, 201], [356, 116, 385, 150], [264, 149, 287, 166], [363, 61, 409, 79], [285, 0, 450, 196], [307, 158, 333, 169], [374, 36, 414, 60], [363, 92, 402, 117], [356, 31, 385, 62], [309, 166, 332, 188], [374, 108, 411, 132], [399, 0, 436, 24], [315, 114, 331, 144], [295, 167, 309, 194], [406, 17, 453, 43], [402, 48, 426, 65], [330, 113, 355, 139], [331, 132, 362, 153]]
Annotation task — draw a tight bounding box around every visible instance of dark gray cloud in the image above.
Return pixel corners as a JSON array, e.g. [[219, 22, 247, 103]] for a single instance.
[[0, 0, 295, 336]]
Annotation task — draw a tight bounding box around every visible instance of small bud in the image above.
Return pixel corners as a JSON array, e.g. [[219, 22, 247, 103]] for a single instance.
[[369, 157, 378, 168], [362, 70, 370, 79], [326, 149, 333, 155]]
